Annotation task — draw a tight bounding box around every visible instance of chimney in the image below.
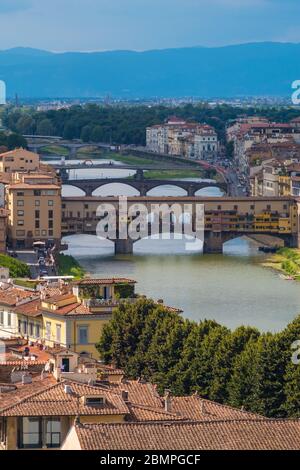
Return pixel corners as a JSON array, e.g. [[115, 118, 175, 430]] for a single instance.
[[164, 389, 172, 413], [121, 390, 129, 402]]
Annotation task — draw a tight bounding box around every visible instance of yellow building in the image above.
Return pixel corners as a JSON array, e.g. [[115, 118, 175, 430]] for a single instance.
[[40, 279, 136, 358], [6, 176, 61, 249], [0, 148, 39, 173]]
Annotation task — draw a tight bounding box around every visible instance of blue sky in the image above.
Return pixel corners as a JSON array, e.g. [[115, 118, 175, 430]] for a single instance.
[[0, 0, 299, 51]]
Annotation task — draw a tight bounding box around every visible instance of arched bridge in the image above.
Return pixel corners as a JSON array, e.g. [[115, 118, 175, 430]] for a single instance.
[[62, 178, 228, 197]]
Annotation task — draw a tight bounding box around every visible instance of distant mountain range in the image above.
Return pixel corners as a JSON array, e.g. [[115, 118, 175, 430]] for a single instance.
[[0, 43, 300, 99]]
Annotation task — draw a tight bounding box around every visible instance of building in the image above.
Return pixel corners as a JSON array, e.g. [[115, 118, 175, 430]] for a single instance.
[[146, 117, 218, 160], [0, 208, 8, 252], [226, 118, 300, 176], [0, 149, 39, 174], [6, 173, 61, 249], [0, 278, 136, 358]]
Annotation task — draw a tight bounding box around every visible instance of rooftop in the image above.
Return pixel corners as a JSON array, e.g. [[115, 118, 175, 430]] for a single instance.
[[72, 419, 300, 450]]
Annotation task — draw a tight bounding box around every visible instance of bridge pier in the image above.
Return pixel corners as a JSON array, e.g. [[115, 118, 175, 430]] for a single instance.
[[187, 186, 196, 197], [114, 239, 134, 255], [203, 232, 224, 254]]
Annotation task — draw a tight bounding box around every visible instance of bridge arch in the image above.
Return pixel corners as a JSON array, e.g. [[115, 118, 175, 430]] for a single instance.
[[195, 186, 225, 197], [62, 185, 86, 197], [147, 185, 188, 196], [92, 182, 140, 197]]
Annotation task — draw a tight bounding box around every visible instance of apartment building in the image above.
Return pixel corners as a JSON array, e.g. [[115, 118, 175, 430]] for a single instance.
[[0, 148, 39, 174], [6, 173, 61, 249], [146, 117, 218, 160], [0, 278, 136, 358], [226, 117, 300, 175], [0, 208, 8, 252]]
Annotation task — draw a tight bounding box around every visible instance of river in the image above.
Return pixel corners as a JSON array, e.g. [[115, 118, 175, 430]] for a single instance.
[[47, 159, 300, 333]]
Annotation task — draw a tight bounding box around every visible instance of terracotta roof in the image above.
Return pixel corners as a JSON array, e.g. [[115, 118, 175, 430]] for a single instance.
[[169, 395, 263, 421], [106, 380, 162, 409], [42, 302, 81, 316], [0, 375, 56, 410], [73, 419, 300, 450], [44, 293, 76, 303], [127, 404, 184, 422], [13, 299, 42, 317], [0, 287, 38, 307], [103, 380, 262, 422], [0, 380, 129, 417]]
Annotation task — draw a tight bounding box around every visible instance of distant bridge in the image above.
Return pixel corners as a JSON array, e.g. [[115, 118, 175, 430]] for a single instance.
[[62, 178, 227, 197]]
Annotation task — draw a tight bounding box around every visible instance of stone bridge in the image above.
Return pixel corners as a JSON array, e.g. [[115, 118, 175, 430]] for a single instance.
[[62, 178, 228, 197], [61, 195, 300, 254]]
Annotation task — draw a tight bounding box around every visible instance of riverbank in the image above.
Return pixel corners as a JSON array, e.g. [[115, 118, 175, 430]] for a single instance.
[[260, 247, 300, 280], [57, 253, 85, 279]]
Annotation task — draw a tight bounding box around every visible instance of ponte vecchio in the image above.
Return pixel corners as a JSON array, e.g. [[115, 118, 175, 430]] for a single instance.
[[61, 195, 300, 254]]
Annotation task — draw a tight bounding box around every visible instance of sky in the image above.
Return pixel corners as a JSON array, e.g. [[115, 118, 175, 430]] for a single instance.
[[0, 0, 299, 52]]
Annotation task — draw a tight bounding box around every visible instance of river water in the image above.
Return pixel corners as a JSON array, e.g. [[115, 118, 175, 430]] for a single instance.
[[47, 159, 300, 332]]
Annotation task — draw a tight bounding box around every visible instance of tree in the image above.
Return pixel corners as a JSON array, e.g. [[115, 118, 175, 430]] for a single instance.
[[16, 115, 35, 135], [36, 118, 55, 136], [7, 133, 27, 150], [210, 326, 260, 403], [80, 125, 92, 143]]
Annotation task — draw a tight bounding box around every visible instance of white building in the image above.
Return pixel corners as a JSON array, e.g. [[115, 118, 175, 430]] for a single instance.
[[146, 117, 218, 160]]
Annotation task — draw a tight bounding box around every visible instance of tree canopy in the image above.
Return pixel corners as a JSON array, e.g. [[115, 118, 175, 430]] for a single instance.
[[97, 298, 300, 418]]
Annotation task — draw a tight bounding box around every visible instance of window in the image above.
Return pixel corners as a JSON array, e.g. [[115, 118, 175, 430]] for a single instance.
[[35, 230, 40, 236], [56, 324, 61, 343], [42, 230, 47, 236], [35, 210, 40, 219], [17, 200, 24, 207], [17, 210, 24, 216], [17, 192, 24, 196], [16, 230, 25, 236], [35, 220, 40, 229], [46, 322, 51, 340], [48, 200, 54, 206], [18, 417, 61, 449], [49, 230, 53, 236], [49, 220, 53, 229], [48, 210, 53, 219], [17, 220, 24, 226], [36, 324, 40, 338], [29, 323, 34, 337], [35, 200, 40, 206], [7, 313, 11, 327], [46, 418, 61, 448], [85, 397, 105, 406], [0, 311, 3, 325], [34, 190, 41, 196], [19, 417, 41, 449], [78, 326, 88, 345]]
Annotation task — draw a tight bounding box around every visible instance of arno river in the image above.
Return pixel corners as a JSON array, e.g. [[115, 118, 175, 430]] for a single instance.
[[49, 159, 300, 333]]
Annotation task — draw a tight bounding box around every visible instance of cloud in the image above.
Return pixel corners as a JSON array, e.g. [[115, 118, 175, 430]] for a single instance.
[[0, 0, 31, 14]]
